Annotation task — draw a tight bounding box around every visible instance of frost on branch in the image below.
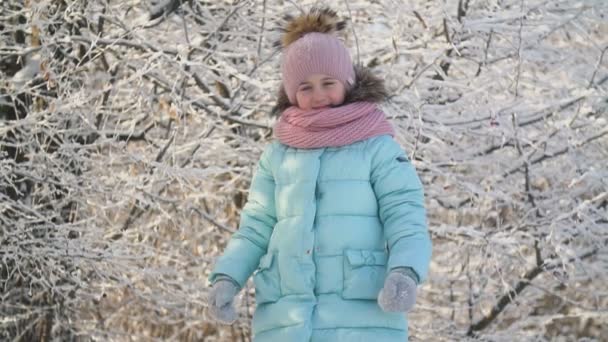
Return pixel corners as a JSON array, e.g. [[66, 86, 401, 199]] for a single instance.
[[0, 0, 606, 341]]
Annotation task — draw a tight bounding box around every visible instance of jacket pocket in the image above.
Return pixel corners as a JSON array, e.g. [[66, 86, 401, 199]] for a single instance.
[[342, 249, 387, 300], [253, 252, 281, 304]]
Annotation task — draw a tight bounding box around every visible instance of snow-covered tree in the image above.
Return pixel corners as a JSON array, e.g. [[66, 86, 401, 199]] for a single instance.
[[1, 0, 605, 340]]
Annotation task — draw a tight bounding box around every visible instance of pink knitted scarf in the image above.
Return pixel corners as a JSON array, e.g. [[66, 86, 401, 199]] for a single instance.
[[274, 102, 395, 149]]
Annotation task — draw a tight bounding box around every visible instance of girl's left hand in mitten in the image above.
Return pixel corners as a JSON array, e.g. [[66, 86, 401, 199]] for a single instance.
[[206, 277, 240, 324], [378, 268, 418, 312]]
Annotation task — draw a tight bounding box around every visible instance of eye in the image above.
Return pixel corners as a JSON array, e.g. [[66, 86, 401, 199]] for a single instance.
[[299, 86, 312, 92], [323, 82, 335, 87]]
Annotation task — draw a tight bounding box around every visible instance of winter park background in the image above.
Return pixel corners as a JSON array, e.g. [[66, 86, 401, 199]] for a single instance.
[[1, 0, 607, 341]]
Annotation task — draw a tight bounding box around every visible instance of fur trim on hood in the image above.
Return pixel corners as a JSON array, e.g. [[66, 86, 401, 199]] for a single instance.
[[271, 65, 388, 116]]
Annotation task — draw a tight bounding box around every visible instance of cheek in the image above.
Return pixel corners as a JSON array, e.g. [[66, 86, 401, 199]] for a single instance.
[[295, 92, 310, 107], [295, 92, 304, 103], [331, 88, 346, 103]]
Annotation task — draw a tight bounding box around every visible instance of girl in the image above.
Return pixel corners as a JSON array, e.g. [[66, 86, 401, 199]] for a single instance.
[[207, 7, 432, 342]]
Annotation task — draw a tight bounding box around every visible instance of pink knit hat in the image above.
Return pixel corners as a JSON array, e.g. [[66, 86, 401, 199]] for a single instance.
[[278, 8, 355, 105]]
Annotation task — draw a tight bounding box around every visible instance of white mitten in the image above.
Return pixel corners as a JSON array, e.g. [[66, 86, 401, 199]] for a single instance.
[[207, 276, 240, 324], [378, 268, 418, 312]]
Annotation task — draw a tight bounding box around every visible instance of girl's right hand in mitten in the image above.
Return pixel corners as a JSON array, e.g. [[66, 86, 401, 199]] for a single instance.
[[207, 277, 240, 324]]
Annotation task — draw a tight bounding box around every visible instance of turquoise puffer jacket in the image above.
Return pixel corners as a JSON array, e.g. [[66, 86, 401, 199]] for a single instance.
[[209, 134, 432, 341]]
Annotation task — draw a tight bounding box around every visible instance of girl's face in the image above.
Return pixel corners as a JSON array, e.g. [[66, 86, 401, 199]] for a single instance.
[[295, 74, 346, 111]]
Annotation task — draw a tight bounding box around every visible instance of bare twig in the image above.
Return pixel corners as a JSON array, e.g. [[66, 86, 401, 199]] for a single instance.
[[343, 0, 360, 65], [148, 0, 185, 22], [256, 0, 268, 62], [413, 11, 427, 29], [514, 0, 525, 98], [503, 127, 608, 177], [467, 247, 599, 336], [191, 207, 236, 233], [123, 63, 271, 129], [588, 45, 608, 88]]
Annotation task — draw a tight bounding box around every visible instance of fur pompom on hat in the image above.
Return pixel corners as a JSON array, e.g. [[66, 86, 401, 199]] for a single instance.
[[276, 7, 355, 105]]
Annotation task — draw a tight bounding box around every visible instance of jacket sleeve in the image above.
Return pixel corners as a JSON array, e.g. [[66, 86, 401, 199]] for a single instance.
[[208, 144, 277, 288], [370, 136, 432, 283]]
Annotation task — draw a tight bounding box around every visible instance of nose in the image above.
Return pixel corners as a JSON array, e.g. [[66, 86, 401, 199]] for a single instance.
[[312, 87, 326, 103]]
